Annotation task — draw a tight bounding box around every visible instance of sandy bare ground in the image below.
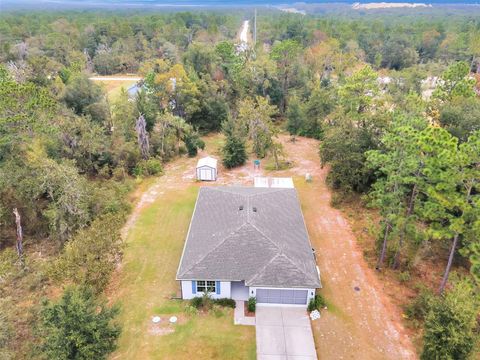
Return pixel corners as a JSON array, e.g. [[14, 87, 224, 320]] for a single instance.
[[122, 134, 417, 359], [353, 3, 431, 10], [121, 135, 264, 239], [279, 136, 416, 360]]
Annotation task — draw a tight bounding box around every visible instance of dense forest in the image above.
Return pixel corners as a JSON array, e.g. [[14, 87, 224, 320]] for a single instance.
[[0, 8, 479, 359]]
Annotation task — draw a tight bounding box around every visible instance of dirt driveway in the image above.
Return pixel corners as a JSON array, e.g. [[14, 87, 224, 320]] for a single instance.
[[279, 136, 416, 360], [123, 134, 416, 360]]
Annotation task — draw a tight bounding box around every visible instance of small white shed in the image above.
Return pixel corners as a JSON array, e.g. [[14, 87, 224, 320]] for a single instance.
[[196, 156, 218, 181]]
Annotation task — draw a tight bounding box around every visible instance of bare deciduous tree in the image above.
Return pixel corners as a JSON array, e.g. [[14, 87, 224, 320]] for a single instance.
[[135, 114, 150, 159], [13, 208, 23, 259]]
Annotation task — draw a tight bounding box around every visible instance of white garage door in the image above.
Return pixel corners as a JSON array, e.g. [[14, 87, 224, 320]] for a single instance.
[[256, 289, 308, 305], [199, 168, 212, 181]]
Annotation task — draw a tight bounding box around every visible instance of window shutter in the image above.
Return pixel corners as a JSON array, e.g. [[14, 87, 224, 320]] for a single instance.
[[216, 281, 221, 295], [192, 281, 196, 294]]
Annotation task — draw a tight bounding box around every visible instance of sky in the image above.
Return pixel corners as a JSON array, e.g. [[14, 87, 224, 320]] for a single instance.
[[2, 0, 479, 12]]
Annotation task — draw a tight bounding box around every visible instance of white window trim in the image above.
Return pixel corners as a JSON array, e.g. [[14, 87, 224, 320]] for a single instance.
[[196, 280, 216, 293]]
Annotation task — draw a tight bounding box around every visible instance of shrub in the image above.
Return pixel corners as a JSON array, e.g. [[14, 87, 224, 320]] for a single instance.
[[39, 286, 120, 360], [0, 301, 12, 359], [201, 292, 214, 310], [92, 180, 132, 216], [308, 294, 327, 312], [50, 214, 125, 294], [213, 298, 236, 308], [247, 297, 256, 313], [0, 248, 17, 282], [184, 132, 205, 157], [398, 271, 411, 283], [190, 296, 203, 309], [307, 298, 315, 312], [212, 304, 225, 318], [421, 280, 478, 360], [183, 305, 198, 316], [133, 158, 163, 177], [404, 286, 434, 321]]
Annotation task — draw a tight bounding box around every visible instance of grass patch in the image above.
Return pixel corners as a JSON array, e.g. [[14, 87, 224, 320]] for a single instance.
[[264, 159, 293, 171], [154, 301, 184, 315], [203, 133, 224, 156], [111, 186, 255, 359], [107, 83, 136, 102]]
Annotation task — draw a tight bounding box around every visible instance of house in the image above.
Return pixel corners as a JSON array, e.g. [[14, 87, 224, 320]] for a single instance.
[[196, 156, 218, 181], [176, 187, 321, 306], [127, 83, 140, 99]]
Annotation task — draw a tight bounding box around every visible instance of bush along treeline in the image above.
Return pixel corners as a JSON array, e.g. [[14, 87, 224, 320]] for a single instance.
[[0, 8, 479, 359]]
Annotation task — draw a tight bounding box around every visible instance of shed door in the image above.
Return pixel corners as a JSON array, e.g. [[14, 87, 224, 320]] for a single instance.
[[256, 289, 308, 305], [199, 168, 212, 181]]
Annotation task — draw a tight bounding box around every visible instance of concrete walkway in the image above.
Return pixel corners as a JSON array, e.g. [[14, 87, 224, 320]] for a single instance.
[[234, 300, 255, 326], [256, 306, 317, 360]]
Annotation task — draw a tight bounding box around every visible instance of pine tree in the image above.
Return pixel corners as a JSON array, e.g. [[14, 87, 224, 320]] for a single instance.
[[367, 120, 426, 268], [421, 280, 479, 360], [286, 97, 304, 142], [221, 118, 247, 169], [222, 135, 247, 169], [39, 286, 120, 360]]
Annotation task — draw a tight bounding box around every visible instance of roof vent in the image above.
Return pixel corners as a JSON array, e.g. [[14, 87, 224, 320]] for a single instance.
[[239, 205, 244, 211], [252, 207, 257, 212]]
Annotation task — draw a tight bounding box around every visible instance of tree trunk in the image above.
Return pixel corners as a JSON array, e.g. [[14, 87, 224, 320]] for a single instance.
[[273, 147, 279, 170], [376, 221, 390, 270], [438, 233, 459, 294], [280, 67, 289, 114], [135, 114, 150, 160], [161, 124, 165, 155], [393, 182, 418, 269], [13, 208, 24, 259]]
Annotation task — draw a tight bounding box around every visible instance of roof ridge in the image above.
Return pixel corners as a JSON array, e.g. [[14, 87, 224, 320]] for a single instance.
[[202, 187, 245, 196], [246, 253, 282, 285], [204, 186, 291, 197], [279, 253, 319, 284], [249, 222, 279, 249], [178, 221, 249, 277], [247, 253, 317, 286]]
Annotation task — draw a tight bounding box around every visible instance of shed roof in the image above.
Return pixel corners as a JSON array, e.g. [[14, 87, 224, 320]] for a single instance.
[[196, 156, 217, 169], [176, 187, 321, 289]]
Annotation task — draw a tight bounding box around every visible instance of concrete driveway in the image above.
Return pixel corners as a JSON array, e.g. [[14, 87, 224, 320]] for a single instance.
[[256, 305, 317, 360]]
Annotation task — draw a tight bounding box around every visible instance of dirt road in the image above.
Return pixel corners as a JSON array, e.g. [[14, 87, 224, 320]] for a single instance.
[[122, 134, 417, 359]]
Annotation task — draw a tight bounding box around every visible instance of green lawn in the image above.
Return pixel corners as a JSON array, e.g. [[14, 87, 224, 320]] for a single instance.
[[106, 82, 136, 102], [111, 185, 256, 360]]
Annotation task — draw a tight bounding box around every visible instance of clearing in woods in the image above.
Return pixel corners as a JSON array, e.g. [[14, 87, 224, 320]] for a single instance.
[[89, 74, 141, 101], [110, 134, 416, 360]]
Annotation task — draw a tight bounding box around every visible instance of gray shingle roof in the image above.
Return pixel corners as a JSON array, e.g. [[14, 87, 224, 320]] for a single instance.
[[176, 187, 321, 288]]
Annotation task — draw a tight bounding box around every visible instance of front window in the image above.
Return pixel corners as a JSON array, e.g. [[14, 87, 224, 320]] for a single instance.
[[197, 280, 216, 293]]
